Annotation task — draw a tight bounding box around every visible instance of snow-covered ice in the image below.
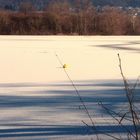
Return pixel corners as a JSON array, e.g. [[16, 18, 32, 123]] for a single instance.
[[0, 36, 139, 140]]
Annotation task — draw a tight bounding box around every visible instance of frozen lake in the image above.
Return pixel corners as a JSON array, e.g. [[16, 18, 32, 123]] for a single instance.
[[0, 36, 140, 140]]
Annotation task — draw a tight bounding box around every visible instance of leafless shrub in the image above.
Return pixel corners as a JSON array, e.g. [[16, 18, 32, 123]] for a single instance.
[[98, 54, 140, 140]]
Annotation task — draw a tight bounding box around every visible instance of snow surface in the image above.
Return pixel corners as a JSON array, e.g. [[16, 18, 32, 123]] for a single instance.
[[0, 36, 139, 140]]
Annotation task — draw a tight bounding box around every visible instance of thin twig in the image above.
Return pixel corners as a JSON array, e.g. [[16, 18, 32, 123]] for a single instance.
[[99, 102, 136, 139], [118, 54, 139, 140], [82, 120, 121, 140], [55, 53, 99, 140]]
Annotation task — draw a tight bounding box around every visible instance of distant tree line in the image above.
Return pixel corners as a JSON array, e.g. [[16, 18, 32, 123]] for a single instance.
[[0, 0, 140, 35]]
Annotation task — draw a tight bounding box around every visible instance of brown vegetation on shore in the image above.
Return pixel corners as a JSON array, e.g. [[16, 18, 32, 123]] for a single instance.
[[0, 0, 140, 35]]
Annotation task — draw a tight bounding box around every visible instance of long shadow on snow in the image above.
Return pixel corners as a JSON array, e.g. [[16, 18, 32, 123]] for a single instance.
[[0, 81, 139, 112], [0, 88, 131, 108], [0, 125, 136, 138], [0, 81, 139, 137]]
